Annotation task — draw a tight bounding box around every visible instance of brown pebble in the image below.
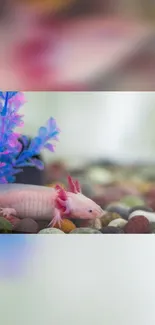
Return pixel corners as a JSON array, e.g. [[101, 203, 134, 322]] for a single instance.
[[124, 216, 150, 234], [37, 220, 50, 231], [13, 218, 39, 234]]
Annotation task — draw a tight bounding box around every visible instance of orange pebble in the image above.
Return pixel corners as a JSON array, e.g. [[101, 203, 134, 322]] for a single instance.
[[53, 219, 76, 233]]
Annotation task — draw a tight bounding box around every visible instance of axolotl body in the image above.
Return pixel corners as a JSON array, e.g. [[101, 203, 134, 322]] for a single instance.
[[0, 176, 104, 226]]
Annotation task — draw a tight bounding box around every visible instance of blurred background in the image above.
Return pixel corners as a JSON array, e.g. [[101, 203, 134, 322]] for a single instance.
[[21, 91, 155, 165], [14, 91, 155, 210], [1, 1, 155, 90]]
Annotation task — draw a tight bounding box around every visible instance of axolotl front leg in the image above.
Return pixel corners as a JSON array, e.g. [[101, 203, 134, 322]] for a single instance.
[[0, 207, 17, 218], [0, 207, 18, 224]]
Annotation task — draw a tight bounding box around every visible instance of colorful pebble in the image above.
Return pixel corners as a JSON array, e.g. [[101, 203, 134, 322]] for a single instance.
[[3, 215, 21, 227], [13, 218, 39, 233], [39, 228, 65, 234], [71, 219, 91, 228], [128, 206, 153, 214], [149, 222, 155, 233], [106, 203, 129, 220], [0, 217, 13, 233], [124, 216, 150, 234], [70, 227, 101, 234], [100, 212, 121, 227], [101, 226, 124, 234], [92, 217, 102, 230], [53, 219, 76, 233], [120, 195, 145, 207], [108, 218, 127, 228], [81, 218, 101, 229], [129, 210, 155, 223]]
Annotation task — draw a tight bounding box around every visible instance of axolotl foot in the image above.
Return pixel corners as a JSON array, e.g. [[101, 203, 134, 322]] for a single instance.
[[0, 207, 17, 219]]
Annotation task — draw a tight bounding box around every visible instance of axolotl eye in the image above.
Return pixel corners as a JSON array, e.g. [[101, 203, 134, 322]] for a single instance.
[[88, 209, 93, 213]]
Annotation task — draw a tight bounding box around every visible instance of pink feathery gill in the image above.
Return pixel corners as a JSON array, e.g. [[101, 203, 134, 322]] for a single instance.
[[0, 176, 104, 226]]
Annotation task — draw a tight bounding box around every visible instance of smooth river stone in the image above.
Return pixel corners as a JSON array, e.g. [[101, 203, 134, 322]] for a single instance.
[[70, 219, 91, 228], [129, 210, 155, 223], [13, 218, 39, 233], [101, 226, 124, 234], [106, 203, 129, 220], [37, 220, 50, 231], [108, 218, 127, 228], [53, 219, 76, 233], [70, 227, 101, 234], [70, 218, 102, 229], [85, 217, 103, 229], [128, 206, 153, 214], [39, 228, 65, 234], [100, 212, 121, 227], [149, 222, 155, 233], [120, 195, 145, 208], [124, 216, 150, 234], [92, 218, 102, 230], [0, 217, 13, 233]]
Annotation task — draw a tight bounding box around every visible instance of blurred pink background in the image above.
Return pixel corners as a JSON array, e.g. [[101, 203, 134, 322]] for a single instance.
[[0, 1, 155, 90]]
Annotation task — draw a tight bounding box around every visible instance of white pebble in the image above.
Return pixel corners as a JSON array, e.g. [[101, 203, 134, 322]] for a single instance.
[[108, 218, 127, 228], [129, 210, 155, 222], [93, 218, 102, 229], [39, 228, 65, 234]]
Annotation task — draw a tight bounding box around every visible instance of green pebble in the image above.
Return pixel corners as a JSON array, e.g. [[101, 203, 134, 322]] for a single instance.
[[70, 227, 101, 234], [141, 167, 155, 181], [120, 195, 145, 208], [0, 217, 13, 233], [38, 228, 65, 234], [106, 202, 129, 209]]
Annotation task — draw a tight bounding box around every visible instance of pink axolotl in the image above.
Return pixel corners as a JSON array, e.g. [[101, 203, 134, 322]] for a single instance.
[[0, 176, 104, 226]]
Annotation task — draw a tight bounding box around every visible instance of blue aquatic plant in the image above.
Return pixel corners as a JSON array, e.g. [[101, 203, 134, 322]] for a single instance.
[[0, 91, 60, 183]]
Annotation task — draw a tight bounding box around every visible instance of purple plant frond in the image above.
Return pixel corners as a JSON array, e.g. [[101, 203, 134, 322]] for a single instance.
[[0, 91, 60, 183]]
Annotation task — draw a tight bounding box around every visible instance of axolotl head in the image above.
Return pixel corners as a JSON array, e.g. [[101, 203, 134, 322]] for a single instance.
[[67, 191, 103, 219], [56, 176, 104, 220]]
